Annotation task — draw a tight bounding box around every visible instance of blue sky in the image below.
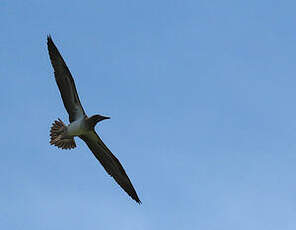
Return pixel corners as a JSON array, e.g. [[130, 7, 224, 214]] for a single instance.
[[1, 0, 296, 229]]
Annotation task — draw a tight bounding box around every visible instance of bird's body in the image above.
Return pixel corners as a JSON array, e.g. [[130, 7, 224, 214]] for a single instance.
[[47, 35, 141, 204], [65, 116, 88, 137]]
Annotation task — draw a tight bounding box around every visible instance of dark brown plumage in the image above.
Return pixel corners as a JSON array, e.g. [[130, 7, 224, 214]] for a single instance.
[[80, 132, 141, 204], [47, 35, 86, 122]]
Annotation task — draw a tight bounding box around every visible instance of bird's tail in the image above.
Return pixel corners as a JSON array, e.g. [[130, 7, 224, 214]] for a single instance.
[[50, 119, 76, 150]]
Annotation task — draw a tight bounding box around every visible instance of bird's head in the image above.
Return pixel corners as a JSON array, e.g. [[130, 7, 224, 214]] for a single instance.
[[87, 114, 110, 129]]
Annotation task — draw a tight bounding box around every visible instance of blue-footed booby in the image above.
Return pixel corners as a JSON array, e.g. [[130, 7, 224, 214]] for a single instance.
[[47, 36, 141, 204]]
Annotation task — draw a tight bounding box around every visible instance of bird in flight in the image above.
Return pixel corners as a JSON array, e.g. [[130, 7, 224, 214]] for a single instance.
[[47, 35, 141, 204]]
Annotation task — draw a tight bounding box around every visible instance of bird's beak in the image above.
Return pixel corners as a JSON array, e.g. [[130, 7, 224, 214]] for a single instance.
[[100, 115, 110, 121]]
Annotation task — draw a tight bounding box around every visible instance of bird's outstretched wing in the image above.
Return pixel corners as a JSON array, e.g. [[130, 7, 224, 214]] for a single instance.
[[47, 35, 86, 122], [79, 131, 141, 204]]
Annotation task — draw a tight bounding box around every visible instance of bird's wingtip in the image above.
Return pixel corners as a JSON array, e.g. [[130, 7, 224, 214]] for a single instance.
[[47, 34, 52, 43], [134, 196, 142, 205]]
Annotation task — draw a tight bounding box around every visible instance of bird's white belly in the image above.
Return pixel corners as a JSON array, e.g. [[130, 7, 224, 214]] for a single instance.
[[66, 119, 88, 137]]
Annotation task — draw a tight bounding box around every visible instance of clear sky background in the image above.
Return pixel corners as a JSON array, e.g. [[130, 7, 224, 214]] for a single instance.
[[1, 0, 296, 229]]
